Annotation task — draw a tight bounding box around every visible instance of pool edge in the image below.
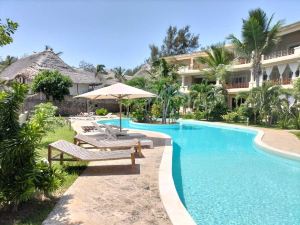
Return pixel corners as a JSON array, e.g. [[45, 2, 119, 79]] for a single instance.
[[121, 128, 197, 225], [179, 119, 300, 161], [158, 133, 197, 225]]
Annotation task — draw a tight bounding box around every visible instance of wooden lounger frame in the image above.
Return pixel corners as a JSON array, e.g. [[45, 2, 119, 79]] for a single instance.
[[73, 134, 142, 157], [48, 140, 135, 167]]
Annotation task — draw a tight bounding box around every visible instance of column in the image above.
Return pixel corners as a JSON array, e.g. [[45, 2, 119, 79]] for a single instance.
[[259, 69, 264, 86], [190, 57, 194, 69], [249, 69, 255, 88], [289, 62, 299, 80], [181, 75, 185, 87], [277, 64, 287, 84]]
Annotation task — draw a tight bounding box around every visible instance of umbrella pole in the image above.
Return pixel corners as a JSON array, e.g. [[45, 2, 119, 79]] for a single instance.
[[119, 100, 122, 132]]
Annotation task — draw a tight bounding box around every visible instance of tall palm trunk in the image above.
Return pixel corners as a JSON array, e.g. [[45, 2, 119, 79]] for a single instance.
[[252, 54, 262, 87]]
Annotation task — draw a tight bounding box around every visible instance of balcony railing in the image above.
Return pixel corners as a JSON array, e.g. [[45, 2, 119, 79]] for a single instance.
[[225, 82, 249, 89], [264, 48, 295, 60], [266, 79, 292, 85]]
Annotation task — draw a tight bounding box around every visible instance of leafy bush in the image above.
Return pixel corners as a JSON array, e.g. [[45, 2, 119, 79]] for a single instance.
[[209, 102, 228, 121], [222, 111, 240, 122], [34, 160, 65, 197], [0, 83, 64, 210], [150, 103, 161, 120], [181, 113, 194, 119], [194, 111, 207, 120], [237, 104, 254, 123], [131, 100, 147, 122], [95, 108, 108, 116], [32, 70, 73, 101]]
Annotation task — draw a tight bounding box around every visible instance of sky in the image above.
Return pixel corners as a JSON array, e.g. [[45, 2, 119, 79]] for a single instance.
[[0, 0, 300, 69]]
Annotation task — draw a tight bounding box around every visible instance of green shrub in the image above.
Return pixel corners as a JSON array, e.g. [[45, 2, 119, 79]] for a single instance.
[[222, 111, 240, 122], [131, 100, 147, 122], [32, 70, 73, 101], [151, 103, 161, 120], [0, 83, 64, 210], [237, 104, 255, 123], [210, 102, 228, 121], [194, 111, 207, 120], [95, 108, 108, 116], [181, 112, 194, 119]]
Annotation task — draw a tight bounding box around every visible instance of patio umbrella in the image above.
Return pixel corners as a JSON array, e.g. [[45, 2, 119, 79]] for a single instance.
[[75, 83, 156, 131]]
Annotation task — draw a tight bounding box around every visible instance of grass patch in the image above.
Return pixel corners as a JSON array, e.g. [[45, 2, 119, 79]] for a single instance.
[[0, 122, 87, 225], [291, 131, 300, 140]]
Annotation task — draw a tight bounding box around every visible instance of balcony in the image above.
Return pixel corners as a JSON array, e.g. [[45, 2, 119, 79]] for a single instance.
[[266, 79, 292, 85], [225, 82, 249, 89], [264, 48, 295, 60]]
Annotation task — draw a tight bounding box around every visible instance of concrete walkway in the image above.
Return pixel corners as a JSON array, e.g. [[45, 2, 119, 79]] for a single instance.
[[43, 123, 171, 225], [259, 128, 300, 155]]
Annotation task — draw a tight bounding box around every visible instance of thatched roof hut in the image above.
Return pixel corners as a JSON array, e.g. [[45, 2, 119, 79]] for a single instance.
[[0, 50, 101, 85]]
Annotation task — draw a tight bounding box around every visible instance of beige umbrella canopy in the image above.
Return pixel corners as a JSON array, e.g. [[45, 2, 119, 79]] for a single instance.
[[75, 83, 156, 130]]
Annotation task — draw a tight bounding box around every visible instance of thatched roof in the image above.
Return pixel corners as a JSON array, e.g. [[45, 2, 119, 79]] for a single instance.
[[0, 50, 101, 84], [133, 63, 152, 78]]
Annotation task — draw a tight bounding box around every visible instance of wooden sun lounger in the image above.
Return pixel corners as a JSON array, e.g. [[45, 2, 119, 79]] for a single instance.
[[74, 134, 142, 157], [48, 140, 135, 167]]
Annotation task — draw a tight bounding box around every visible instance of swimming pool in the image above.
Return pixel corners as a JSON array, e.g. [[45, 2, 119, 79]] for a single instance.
[[98, 119, 300, 225]]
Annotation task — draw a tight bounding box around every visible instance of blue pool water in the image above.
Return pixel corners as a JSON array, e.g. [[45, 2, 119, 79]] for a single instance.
[[98, 119, 300, 225]]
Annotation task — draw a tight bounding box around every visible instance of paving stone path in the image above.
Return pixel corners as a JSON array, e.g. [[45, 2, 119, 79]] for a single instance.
[[43, 129, 171, 225]]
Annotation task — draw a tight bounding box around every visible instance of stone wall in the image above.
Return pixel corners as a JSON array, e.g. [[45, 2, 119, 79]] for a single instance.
[[24, 93, 119, 116]]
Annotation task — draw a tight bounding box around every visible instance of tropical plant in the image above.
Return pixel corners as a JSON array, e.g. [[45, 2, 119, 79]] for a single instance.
[[228, 8, 282, 86], [151, 59, 180, 124], [95, 108, 108, 116], [121, 99, 133, 117], [126, 76, 148, 89], [95, 64, 107, 74], [197, 43, 234, 87], [222, 111, 240, 122], [32, 70, 73, 101], [150, 102, 161, 121], [0, 18, 18, 47], [190, 82, 227, 120], [0, 55, 17, 71], [113, 67, 127, 82], [131, 99, 148, 122], [244, 82, 281, 125], [282, 80, 300, 129], [0, 83, 64, 211]]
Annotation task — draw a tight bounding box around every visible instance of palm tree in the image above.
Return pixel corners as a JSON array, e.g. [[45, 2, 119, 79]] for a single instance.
[[96, 64, 107, 74], [94, 64, 107, 82], [197, 43, 234, 87], [0, 55, 17, 71], [151, 58, 179, 124], [190, 82, 225, 120], [245, 82, 281, 125], [228, 8, 282, 87], [113, 66, 126, 82]]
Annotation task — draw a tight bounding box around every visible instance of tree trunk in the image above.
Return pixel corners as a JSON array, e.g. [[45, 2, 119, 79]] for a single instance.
[[162, 101, 166, 124], [252, 55, 262, 87]]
